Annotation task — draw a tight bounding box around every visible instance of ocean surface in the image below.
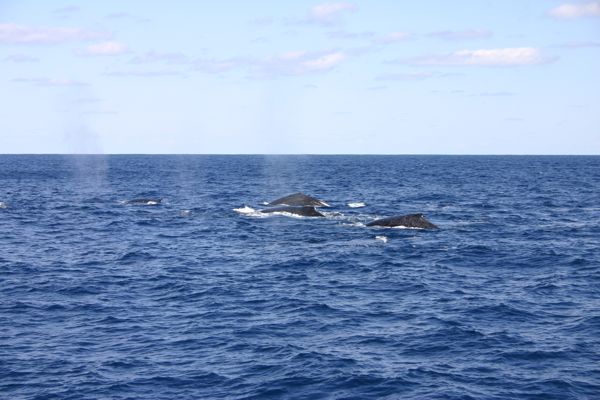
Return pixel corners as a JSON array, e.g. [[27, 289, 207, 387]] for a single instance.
[[1, 155, 599, 400]]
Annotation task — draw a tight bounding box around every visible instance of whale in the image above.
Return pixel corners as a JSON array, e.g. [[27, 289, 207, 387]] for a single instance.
[[267, 192, 329, 207], [366, 213, 438, 229], [126, 198, 162, 205], [260, 205, 325, 217]]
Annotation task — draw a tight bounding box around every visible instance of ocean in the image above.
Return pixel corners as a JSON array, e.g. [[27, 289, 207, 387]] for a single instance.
[[1, 155, 599, 399]]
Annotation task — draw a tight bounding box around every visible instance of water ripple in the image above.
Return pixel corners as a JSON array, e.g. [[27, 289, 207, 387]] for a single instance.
[[1, 155, 599, 399]]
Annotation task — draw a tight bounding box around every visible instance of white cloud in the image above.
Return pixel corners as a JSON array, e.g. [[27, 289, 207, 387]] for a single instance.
[[455, 48, 544, 65], [80, 41, 129, 56], [407, 47, 551, 66], [309, 2, 356, 23], [429, 29, 492, 40], [302, 52, 346, 70], [549, 2, 600, 18], [255, 50, 347, 77], [279, 50, 307, 60], [377, 31, 410, 44], [0, 23, 107, 44]]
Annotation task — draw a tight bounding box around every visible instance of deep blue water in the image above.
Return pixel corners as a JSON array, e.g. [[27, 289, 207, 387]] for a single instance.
[[1, 155, 599, 400]]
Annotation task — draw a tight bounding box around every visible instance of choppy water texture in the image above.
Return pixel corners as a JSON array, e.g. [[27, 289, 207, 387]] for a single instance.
[[1, 155, 599, 399]]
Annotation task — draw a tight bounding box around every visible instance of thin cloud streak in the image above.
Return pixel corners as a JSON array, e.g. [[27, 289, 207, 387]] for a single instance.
[[400, 47, 554, 67], [103, 70, 185, 78], [130, 51, 191, 65], [12, 77, 87, 87], [0, 23, 108, 44], [375, 31, 411, 44], [4, 54, 39, 62], [252, 50, 347, 78], [78, 41, 129, 56], [557, 41, 600, 48], [428, 29, 492, 40]]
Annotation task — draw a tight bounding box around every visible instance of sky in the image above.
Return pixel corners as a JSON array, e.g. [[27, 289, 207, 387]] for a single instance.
[[1, 1, 599, 154]]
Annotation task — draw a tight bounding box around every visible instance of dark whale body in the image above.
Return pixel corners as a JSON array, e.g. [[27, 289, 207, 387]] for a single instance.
[[126, 198, 162, 205], [366, 214, 438, 229], [260, 205, 325, 217], [267, 193, 328, 207]]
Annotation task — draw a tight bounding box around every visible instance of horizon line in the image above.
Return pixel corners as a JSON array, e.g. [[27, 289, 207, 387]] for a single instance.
[[0, 153, 598, 157]]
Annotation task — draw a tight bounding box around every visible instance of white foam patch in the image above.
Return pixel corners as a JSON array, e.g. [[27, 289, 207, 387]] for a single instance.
[[348, 202, 366, 208], [375, 235, 388, 243], [321, 211, 345, 218], [0, 202, 7, 209], [234, 205, 258, 215], [268, 211, 311, 219], [180, 209, 192, 217], [341, 221, 366, 228]]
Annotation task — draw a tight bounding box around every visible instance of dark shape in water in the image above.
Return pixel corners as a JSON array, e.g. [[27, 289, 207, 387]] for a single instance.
[[267, 192, 329, 207], [366, 213, 438, 229], [126, 198, 162, 206], [260, 205, 325, 217]]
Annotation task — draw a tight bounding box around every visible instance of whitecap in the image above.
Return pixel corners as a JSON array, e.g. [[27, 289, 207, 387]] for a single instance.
[[341, 221, 366, 228], [0, 202, 7, 209], [321, 211, 345, 218], [348, 202, 366, 208], [375, 235, 388, 243]]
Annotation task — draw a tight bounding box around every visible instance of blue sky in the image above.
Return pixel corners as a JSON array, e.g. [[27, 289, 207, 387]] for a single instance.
[[1, 1, 599, 154]]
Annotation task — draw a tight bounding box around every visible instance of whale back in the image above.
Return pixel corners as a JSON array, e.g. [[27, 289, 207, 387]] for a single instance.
[[366, 213, 438, 229], [260, 205, 325, 217], [267, 192, 328, 207]]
